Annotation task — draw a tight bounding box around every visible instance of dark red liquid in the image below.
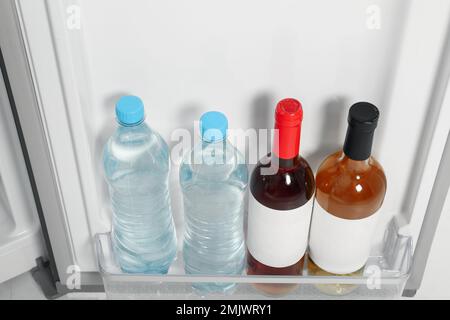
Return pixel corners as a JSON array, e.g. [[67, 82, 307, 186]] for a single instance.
[[247, 154, 315, 295]]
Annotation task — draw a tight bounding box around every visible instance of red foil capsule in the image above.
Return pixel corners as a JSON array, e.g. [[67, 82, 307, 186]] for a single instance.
[[272, 98, 303, 160]]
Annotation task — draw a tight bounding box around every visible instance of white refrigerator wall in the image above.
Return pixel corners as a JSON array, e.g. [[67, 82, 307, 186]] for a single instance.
[[11, 0, 450, 285]]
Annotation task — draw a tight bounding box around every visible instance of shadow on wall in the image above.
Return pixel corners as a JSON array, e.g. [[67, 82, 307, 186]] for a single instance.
[[307, 96, 348, 172], [168, 102, 203, 159], [248, 92, 275, 172], [251, 92, 274, 131]]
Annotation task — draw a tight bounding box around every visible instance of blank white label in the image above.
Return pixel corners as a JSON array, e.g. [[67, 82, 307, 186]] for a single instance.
[[247, 192, 313, 268], [309, 200, 380, 274]]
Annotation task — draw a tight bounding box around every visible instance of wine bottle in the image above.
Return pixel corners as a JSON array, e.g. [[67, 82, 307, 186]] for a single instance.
[[308, 102, 386, 282], [246, 98, 315, 295]]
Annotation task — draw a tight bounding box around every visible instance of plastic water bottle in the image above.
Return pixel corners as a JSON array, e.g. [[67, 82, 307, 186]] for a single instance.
[[180, 111, 248, 292], [103, 95, 177, 274]]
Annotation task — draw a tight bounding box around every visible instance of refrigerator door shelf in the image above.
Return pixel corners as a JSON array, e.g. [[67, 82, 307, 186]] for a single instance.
[[95, 219, 412, 300]]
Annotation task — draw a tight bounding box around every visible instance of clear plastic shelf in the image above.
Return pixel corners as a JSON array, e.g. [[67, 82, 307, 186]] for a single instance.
[[95, 219, 412, 299]]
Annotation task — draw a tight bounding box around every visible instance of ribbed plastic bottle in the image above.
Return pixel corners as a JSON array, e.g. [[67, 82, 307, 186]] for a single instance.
[[180, 111, 248, 293], [103, 95, 177, 274]]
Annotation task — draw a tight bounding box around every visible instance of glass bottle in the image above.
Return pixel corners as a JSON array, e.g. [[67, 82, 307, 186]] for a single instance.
[[247, 98, 315, 295], [308, 102, 386, 295]]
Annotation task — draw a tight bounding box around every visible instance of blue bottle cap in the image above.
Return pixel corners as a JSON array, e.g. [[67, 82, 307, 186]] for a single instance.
[[200, 111, 228, 142], [115, 95, 145, 125]]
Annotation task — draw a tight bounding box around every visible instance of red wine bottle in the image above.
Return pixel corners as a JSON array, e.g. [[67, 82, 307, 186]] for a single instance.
[[246, 98, 315, 295]]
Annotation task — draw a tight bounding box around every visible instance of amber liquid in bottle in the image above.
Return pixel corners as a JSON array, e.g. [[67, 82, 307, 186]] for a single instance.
[[246, 98, 315, 296], [308, 102, 387, 295], [314, 152, 386, 220]]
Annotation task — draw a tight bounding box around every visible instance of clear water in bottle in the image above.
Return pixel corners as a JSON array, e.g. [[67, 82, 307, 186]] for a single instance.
[[180, 111, 248, 293], [103, 95, 177, 274]]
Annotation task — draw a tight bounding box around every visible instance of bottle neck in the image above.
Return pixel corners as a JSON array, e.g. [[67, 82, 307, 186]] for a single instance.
[[338, 152, 370, 170], [343, 125, 374, 161], [201, 137, 226, 147], [198, 138, 228, 165], [272, 122, 301, 162], [271, 155, 297, 169], [117, 118, 145, 127]]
